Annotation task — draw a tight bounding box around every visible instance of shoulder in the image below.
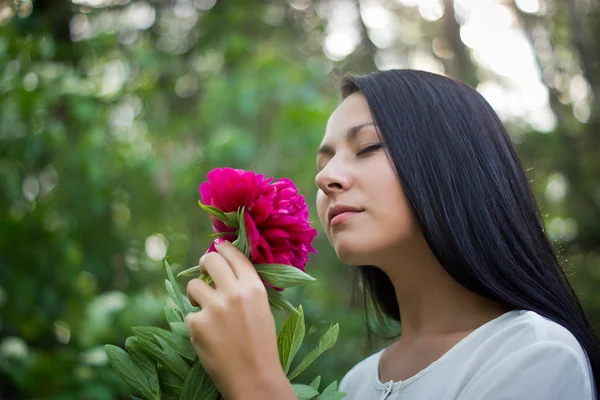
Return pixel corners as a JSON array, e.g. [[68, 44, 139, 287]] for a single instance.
[[457, 310, 595, 399], [338, 348, 384, 393], [492, 310, 589, 363]]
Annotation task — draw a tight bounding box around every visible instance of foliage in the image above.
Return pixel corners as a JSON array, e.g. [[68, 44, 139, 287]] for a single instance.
[[106, 260, 343, 399], [1, 0, 599, 398]]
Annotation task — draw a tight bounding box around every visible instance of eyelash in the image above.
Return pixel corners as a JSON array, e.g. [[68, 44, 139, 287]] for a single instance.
[[357, 143, 384, 156], [317, 143, 384, 172]]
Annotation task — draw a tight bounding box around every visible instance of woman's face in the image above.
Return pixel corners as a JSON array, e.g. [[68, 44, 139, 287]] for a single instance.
[[315, 92, 419, 266]]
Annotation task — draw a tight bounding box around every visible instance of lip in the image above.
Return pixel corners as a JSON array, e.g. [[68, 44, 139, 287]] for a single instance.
[[330, 211, 362, 226], [327, 204, 364, 225]]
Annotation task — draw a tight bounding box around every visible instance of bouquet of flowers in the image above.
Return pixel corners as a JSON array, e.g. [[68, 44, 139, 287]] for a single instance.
[[105, 168, 346, 400]]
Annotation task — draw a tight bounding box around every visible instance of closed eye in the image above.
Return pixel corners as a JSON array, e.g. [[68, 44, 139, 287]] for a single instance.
[[357, 143, 384, 156]]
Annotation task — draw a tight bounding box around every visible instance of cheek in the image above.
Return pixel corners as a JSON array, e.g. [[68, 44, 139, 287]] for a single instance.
[[377, 181, 419, 244], [384, 194, 418, 240], [373, 173, 418, 237], [338, 169, 418, 261]]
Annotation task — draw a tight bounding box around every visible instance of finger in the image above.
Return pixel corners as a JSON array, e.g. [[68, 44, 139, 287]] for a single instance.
[[199, 251, 237, 289], [214, 240, 260, 282], [186, 277, 214, 307]]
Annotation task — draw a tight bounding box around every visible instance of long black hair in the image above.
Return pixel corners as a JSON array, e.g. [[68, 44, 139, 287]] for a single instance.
[[339, 69, 600, 395]]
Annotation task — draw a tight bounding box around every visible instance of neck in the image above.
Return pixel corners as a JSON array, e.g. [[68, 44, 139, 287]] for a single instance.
[[378, 237, 512, 343]]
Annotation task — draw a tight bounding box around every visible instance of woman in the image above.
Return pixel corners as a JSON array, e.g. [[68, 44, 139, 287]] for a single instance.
[[185, 69, 599, 399]]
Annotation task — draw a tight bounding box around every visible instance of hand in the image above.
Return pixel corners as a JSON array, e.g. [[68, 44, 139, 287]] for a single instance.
[[185, 240, 294, 400]]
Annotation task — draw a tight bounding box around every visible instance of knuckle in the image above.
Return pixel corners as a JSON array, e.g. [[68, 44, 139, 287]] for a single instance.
[[228, 291, 244, 305], [228, 284, 265, 304], [186, 278, 199, 295], [186, 279, 206, 307], [185, 313, 207, 342], [185, 313, 199, 330], [249, 283, 267, 298], [186, 279, 194, 292], [205, 296, 227, 314], [198, 252, 220, 273], [190, 311, 210, 327], [199, 252, 220, 264]]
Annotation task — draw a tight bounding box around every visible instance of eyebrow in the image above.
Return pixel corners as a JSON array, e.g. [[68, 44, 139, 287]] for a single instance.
[[316, 122, 376, 156]]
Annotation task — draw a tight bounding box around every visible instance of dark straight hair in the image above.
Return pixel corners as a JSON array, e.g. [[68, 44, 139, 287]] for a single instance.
[[339, 69, 600, 395]]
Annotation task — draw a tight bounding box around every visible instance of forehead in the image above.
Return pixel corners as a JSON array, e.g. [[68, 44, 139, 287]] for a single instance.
[[322, 92, 375, 143]]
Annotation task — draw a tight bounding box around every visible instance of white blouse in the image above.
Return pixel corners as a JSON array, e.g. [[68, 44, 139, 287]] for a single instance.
[[338, 310, 596, 399]]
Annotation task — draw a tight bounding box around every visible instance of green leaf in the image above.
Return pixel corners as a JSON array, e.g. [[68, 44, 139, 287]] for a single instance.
[[105, 345, 157, 400], [198, 201, 239, 229], [158, 367, 185, 396], [199, 273, 214, 288], [165, 259, 187, 317], [266, 286, 300, 315], [170, 322, 190, 339], [165, 303, 184, 324], [232, 207, 250, 258], [125, 337, 159, 398], [254, 264, 316, 288], [177, 264, 200, 278], [316, 392, 346, 400], [133, 333, 191, 380], [309, 376, 321, 391], [288, 324, 339, 380], [179, 359, 220, 400], [223, 211, 238, 226], [165, 278, 196, 316], [186, 300, 199, 314], [315, 380, 346, 400], [209, 231, 234, 238], [292, 384, 320, 400], [165, 280, 181, 311], [277, 305, 305, 374], [321, 381, 338, 393], [132, 326, 196, 362]]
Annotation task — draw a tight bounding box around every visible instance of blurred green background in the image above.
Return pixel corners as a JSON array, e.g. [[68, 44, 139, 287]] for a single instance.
[[1, 0, 600, 398]]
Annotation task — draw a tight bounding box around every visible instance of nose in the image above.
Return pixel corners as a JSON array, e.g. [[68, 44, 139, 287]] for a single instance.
[[315, 163, 350, 196]]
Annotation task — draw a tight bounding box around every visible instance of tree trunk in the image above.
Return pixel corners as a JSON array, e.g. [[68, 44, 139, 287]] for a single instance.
[[441, 0, 479, 86]]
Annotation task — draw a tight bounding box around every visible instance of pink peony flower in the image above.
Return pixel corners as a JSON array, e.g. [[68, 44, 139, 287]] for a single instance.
[[199, 168, 318, 273]]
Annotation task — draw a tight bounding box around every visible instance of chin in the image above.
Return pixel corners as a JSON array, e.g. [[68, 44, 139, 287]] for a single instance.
[[333, 237, 374, 266]]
